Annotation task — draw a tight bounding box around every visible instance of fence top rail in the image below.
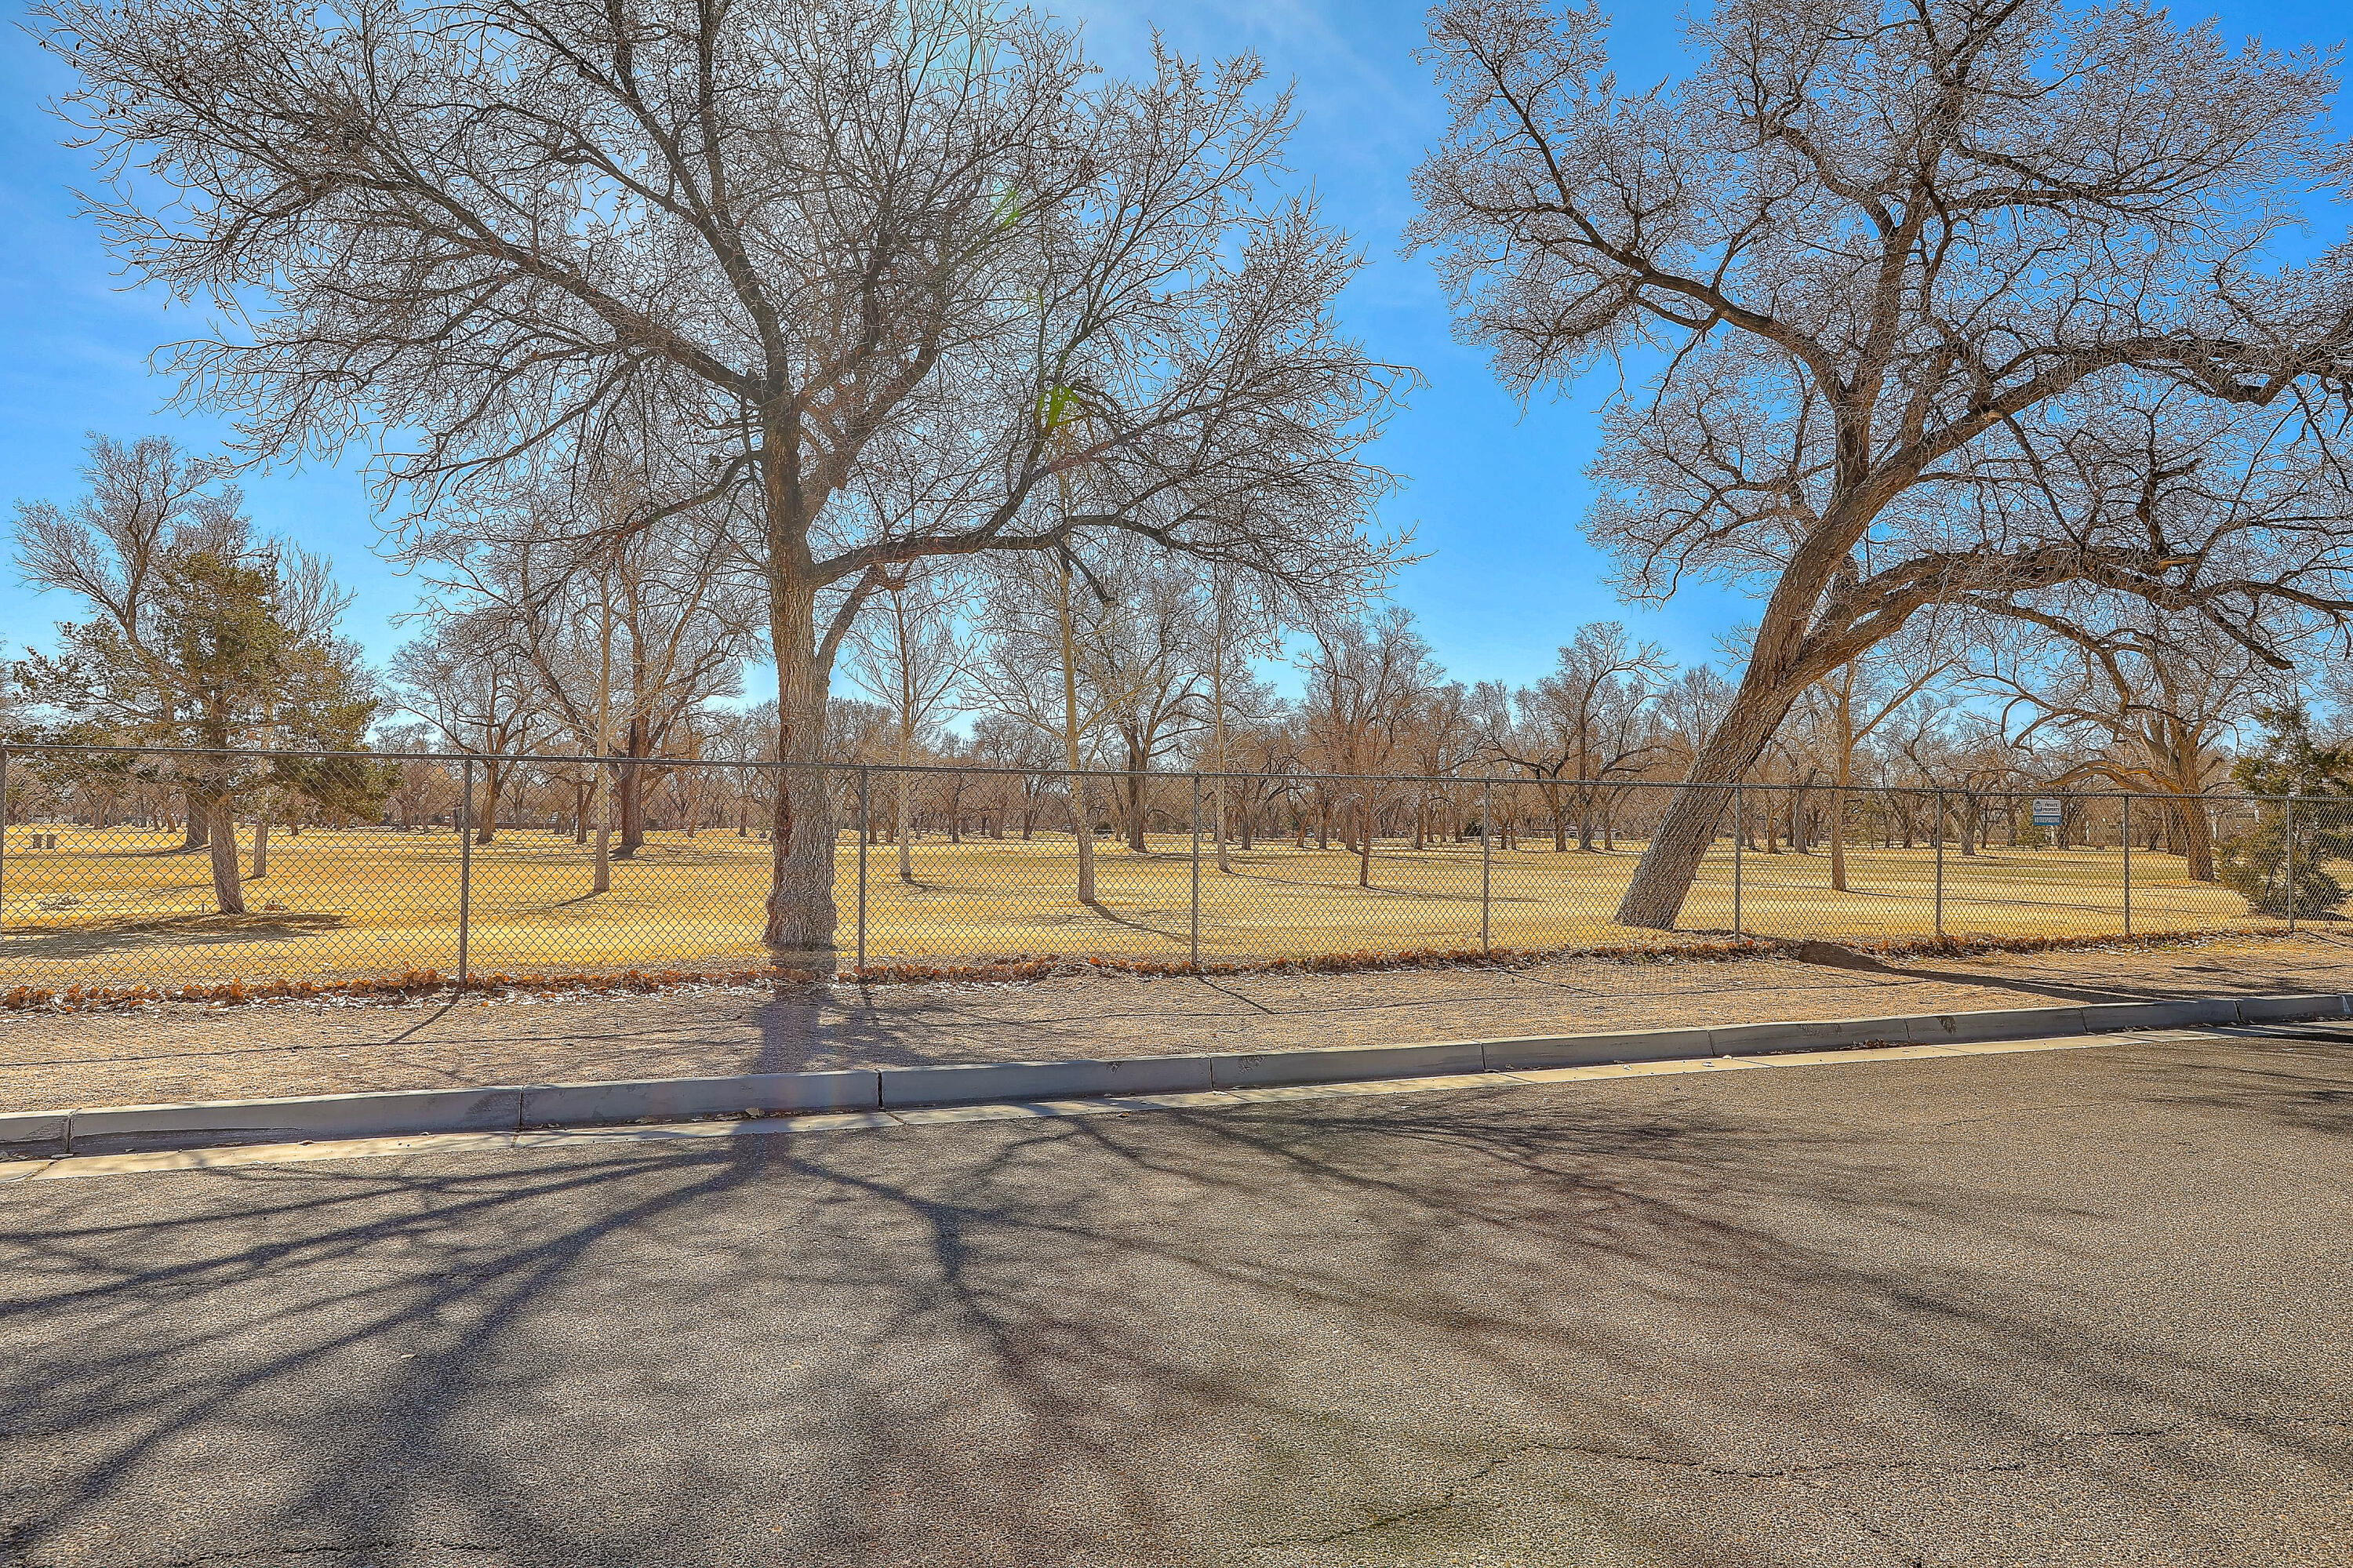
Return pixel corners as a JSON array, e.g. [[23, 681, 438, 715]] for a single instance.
[[0, 741, 2322, 807]]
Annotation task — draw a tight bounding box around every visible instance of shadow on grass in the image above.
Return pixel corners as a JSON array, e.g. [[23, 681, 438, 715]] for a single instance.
[[3, 1053, 2348, 1564], [0, 911, 347, 960]]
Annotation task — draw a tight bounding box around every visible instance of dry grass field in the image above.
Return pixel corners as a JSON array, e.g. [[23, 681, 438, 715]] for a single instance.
[[0, 819, 2283, 988]]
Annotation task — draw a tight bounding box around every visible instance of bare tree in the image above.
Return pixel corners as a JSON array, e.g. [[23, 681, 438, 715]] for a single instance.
[[842, 569, 967, 882], [387, 616, 542, 844], [1299, 608, 1441, 887], [1970, 611, 2287, 879], [444, 481, 757, 864], [1202, 569, 1289, 871], [1784, 624, 1954, 890], [1086, 553, 1213, 854], [1479, 622, 1671, 852], [969, 553, 1122, 900], [45, 0, 1403, 957], [1413, 0, 2353, 927]]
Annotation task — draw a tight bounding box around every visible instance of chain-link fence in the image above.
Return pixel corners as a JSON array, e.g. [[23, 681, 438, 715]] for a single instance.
[[0, 744, 2335, 992]]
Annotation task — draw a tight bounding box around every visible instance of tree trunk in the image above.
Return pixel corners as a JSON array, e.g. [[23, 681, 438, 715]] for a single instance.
[[2174, 797, 2216, 881], [593, 763, 613, 893], [183, 787, 209, 849], [1358, 800, 1373, 888], [1615, 682, 1796, 929], [205, 795, 245, 915], [1069, 773, 1096, 901], [896, 740, 915, 883], [1830, 786, 1848, 892], [616, 747, 646, 857], [251, 801, 270, 881], [762, 578, 838, 961], [475, 761, 500, 845]]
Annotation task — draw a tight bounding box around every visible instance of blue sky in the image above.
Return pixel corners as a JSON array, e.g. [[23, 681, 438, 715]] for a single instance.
[[2, 0, 2347, 699]]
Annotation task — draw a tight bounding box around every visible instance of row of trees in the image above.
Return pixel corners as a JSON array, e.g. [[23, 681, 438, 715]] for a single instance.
[[4, 424, 2339, 917], [19, 0, 2353, 949]]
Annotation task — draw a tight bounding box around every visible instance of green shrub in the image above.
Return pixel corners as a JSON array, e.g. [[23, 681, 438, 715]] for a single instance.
[[2216, 704, 2353, 920]]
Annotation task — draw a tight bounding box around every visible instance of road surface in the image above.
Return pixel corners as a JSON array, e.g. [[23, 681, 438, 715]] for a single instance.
[[3, 1027, 2350, 1565]]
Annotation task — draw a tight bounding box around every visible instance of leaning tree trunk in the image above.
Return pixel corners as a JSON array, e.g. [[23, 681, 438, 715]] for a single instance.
[[182, 787, 209, 849], [204, 794, 245, 915], [1616, 682, 1798, 929], [762, 579, 838, 962]]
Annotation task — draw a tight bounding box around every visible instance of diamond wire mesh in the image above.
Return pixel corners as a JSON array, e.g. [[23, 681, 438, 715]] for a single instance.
[[0, 744, 2320, 993]]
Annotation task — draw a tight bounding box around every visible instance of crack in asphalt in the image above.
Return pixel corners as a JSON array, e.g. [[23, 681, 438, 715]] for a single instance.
[[1244, 1421, 2222, 1555], [10, 1539, 505, 1568]]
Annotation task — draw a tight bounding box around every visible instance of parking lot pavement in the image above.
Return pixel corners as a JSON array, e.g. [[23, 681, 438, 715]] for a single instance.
[[3, 1027, 2349, 1566]]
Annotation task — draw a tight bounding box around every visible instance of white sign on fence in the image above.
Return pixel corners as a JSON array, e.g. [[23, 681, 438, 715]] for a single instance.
[[2031, 798, 2063, 828]]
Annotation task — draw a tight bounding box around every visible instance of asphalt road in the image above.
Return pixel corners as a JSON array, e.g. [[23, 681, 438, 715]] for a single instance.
[[3, 1028, 2350, 1567]]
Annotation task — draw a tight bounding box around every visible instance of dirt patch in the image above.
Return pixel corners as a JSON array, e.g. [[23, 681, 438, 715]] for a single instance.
[[4, 930, 2348, 1114]]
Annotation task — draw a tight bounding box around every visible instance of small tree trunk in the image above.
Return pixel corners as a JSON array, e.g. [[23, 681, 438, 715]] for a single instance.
[[1830, 789, 1849, 892], [593, 765, 613, 893], [475, 761, 500, 845], [616, 758, 646, 858], [206, 795, 245, 915], [251, 802, 271, 881], [896, 763, 914, 883], [1070, 774, 1096, 902]]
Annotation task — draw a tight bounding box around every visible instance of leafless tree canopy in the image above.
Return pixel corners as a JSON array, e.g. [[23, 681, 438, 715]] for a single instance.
[[41, 0, 1409, 953], [1411, 0, 2353, 925]]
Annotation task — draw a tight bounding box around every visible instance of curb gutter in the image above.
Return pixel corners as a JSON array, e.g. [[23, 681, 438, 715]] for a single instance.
[[7, 993, 2346, 1159]]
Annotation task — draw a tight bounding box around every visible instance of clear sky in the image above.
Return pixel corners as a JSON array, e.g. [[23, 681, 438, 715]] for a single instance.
[[2, 0, 2347, 697]]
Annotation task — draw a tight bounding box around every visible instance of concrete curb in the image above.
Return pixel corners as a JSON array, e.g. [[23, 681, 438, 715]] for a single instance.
[[7, 992, 2346, 1159]]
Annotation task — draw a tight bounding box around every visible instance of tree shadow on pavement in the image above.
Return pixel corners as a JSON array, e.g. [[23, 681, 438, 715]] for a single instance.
[[2, 1047, 2348, 1566]]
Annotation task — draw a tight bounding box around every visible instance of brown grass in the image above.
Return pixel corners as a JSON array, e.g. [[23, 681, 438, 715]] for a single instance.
[[0, 822, 2288, 991]]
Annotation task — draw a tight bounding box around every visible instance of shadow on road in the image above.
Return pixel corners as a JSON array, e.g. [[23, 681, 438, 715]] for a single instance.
[[2, 1036, 2348, 1564]]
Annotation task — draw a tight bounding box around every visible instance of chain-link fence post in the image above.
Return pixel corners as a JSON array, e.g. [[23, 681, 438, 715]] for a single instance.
[[1481, 778, 1493, 952], [2122, 794, 2133, 937], [0, 745, 9, 943], [1190, 773, 1202, 970], [856, 766, 870, 973], [1933, 789, 1946, 937], [2286, 793, 2298, 933], [457, 755, 474, 993]]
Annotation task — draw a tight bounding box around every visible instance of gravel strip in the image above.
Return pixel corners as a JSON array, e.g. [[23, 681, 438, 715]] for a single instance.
[[5, 933, 2349, 1111]]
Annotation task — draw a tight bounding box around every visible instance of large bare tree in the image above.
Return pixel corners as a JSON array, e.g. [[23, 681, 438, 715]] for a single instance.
[[44, 0, 1402, 956], [1412, 0, 2353, 927]]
